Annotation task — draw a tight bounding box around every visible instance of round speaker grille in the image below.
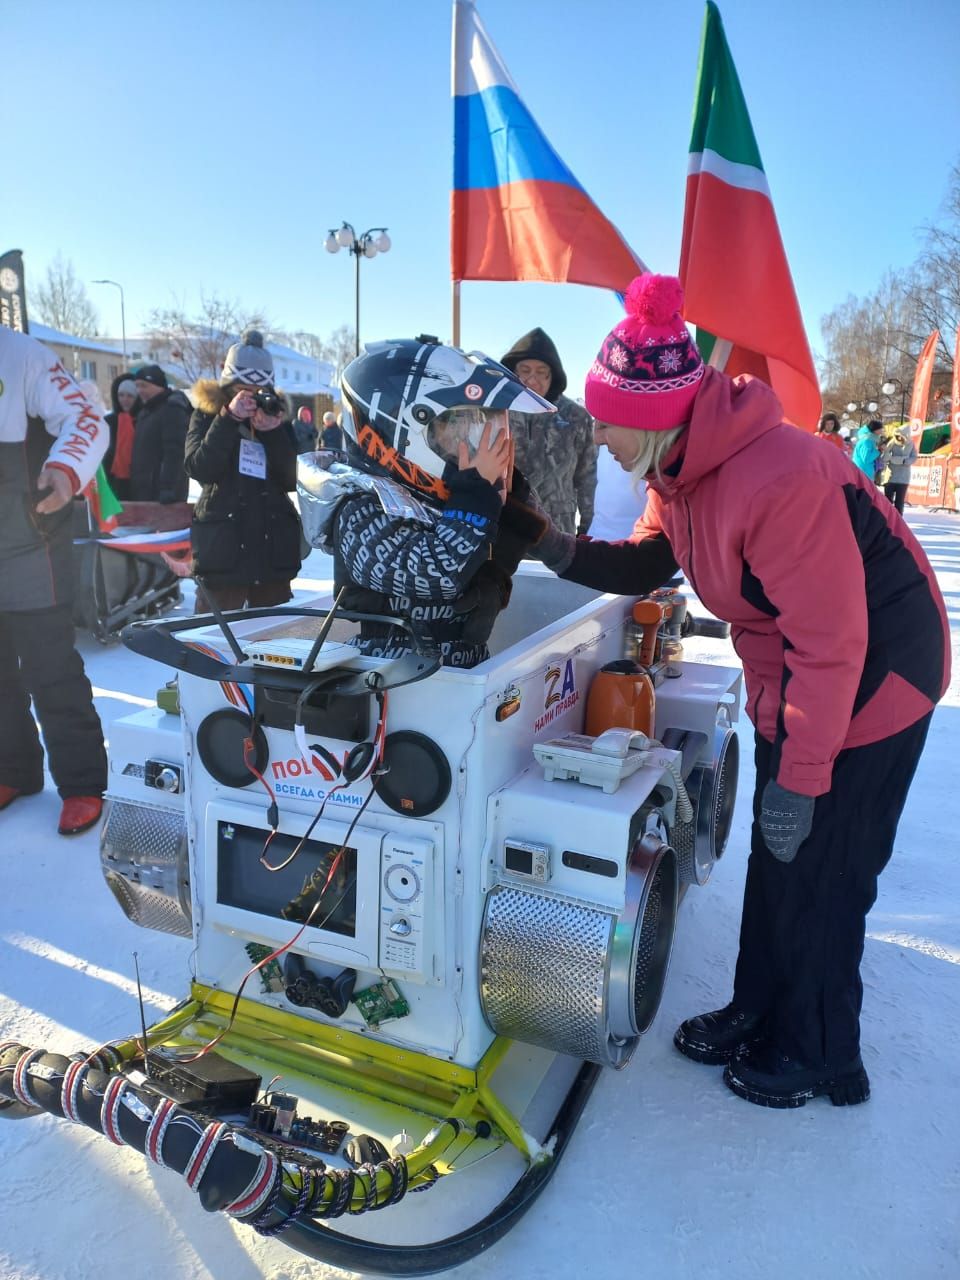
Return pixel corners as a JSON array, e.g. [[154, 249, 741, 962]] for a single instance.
[[197, 708, 268, 789], [374, 731, 451, 817]]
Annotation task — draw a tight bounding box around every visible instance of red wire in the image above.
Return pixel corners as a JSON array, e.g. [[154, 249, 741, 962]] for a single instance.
[[184, 692, 391, 1061]]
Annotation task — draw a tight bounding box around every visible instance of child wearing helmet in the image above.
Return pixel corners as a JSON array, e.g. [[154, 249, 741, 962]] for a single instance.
[[298, 337, 553, 667]]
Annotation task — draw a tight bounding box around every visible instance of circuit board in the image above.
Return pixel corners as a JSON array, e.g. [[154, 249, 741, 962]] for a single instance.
[[245, 942, 285, 993], [352, 979, 410, 1027]]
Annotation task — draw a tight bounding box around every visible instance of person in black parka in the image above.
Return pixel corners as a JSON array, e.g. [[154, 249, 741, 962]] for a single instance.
[[131, 364, 191, 503], [185, 330, 303, 612]]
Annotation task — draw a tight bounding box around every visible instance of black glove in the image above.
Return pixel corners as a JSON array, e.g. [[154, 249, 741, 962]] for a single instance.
[[528, 518, 576, 574], [759, 779, 815, 863]]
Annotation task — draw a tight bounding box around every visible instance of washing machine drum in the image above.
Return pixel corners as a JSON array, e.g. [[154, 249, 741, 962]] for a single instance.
[[479, 834, 678, 1068]]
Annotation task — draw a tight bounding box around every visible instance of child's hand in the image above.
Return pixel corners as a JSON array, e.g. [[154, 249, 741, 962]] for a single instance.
[[459, 419, 510, 500]]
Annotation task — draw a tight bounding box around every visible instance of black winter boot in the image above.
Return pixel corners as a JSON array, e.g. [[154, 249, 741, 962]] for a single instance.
[[674, 1004, 766, 1065], [723, 1039, 870, 1108]]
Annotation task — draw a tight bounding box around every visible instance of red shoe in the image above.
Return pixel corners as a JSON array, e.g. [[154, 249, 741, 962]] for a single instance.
[[58, 795, 103, 836], [0, 783, 43, 811]]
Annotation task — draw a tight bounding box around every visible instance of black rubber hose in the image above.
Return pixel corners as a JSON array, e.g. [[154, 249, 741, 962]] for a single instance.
[[276, 1060, 602, 1276], [0, 1042, 274, 1214]]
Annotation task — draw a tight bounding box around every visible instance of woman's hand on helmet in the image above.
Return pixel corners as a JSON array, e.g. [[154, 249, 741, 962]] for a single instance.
[[459, 417, 511, 499]]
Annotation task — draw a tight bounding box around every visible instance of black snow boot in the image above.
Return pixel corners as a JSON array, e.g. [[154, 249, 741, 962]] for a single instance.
[[673, 1004, 766, 1065], [723, 1040, 870, 1109]]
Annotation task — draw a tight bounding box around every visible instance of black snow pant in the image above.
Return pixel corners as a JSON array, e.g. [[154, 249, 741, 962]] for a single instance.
[[732, 714, 932, 1068], [0, 604, 107, 798]]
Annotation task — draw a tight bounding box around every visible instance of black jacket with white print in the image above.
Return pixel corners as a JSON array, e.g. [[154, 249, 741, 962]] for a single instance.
[[311, 462, 546, 667]]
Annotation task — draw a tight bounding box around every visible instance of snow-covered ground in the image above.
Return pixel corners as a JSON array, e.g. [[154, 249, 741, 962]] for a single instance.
[[1, 512, 958, 1280]]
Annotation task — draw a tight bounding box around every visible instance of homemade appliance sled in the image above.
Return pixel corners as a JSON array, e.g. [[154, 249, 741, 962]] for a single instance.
[[1, 570, 742, 1274]]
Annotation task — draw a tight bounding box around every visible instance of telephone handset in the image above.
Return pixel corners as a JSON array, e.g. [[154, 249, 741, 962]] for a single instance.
[[590, 729, 652, 758]]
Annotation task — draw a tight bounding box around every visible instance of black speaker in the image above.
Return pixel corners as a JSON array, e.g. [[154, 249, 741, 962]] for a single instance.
[[374, 731, 451, 817], [197, 709, 268, 788]]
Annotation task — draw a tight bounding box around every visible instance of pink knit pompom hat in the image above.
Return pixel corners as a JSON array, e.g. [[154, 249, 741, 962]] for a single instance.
[[585, 274, 705, 430]]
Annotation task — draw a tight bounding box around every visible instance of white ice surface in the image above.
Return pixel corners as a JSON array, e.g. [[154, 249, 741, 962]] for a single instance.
[[1, 513, 958, 1280]]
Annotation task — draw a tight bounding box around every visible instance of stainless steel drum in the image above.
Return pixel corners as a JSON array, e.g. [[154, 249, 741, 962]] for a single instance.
[[674, 724, 739, 886], [479, 834, 678, 1068], [100, 800, 192, 937]]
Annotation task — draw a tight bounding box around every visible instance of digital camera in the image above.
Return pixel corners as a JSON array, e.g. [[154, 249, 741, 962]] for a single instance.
[[253, 387, 285, 417]]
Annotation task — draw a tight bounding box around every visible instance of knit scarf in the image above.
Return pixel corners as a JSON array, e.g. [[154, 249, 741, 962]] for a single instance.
[[111, 411, 135, 479]]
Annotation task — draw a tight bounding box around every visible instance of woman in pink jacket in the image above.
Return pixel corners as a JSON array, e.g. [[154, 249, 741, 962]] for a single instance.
[[534, 275, 950, 1110]]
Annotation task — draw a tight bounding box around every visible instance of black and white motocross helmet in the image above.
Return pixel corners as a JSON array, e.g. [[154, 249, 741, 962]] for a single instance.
[[339, 336, 554, 500]]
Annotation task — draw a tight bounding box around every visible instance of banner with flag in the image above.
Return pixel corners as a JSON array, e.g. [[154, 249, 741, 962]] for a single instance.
[[679, 2, 820, 430], [0, 249, 29, 333], [451, 0, 644, 291], [908, 329, 939, 446]]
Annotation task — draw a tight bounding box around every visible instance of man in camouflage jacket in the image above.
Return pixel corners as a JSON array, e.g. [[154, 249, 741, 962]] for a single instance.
[[501, 328, 597, 534]]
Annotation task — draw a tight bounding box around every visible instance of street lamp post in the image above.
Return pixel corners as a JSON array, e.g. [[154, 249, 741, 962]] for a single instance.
[[92, 278, 127, 364], [882, 378, 908, 427], [324, 223, 391, 357], [846, 399, 879, 427]]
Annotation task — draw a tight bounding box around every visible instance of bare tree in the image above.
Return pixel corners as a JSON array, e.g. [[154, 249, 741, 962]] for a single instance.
[[819, 165, 960, 420], [819, 272, 919, 415], [273, 329, 326, 359], [910, 163, 960, 367], [147, 294, 270, 384], [33, 253, 100, 337], [318, 324, 358, 383]]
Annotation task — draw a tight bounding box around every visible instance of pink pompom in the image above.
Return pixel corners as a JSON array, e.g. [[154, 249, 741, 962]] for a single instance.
[[624, 274, 684, 326]]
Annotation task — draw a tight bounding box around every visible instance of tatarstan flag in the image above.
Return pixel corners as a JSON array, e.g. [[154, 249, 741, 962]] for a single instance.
[[679, 2, 821, 430], [84, 465, 123, 533]]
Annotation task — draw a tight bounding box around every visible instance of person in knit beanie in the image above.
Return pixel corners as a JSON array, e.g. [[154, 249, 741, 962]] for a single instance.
[[532, 272, 948, 1111], [185, 329, 303, 612]]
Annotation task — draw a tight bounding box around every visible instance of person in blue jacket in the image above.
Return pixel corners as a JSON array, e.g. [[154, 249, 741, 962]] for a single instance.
[[851, 419, 884, 480]]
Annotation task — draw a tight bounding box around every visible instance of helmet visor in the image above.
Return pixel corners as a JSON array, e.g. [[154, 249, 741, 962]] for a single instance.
[[427, 406, 509, 464]]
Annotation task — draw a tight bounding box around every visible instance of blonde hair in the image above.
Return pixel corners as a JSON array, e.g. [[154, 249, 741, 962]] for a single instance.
[[628, 424, 687, 483]]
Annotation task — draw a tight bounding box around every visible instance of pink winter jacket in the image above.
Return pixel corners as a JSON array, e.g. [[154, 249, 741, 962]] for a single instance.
[[563, 368, 950, 797]]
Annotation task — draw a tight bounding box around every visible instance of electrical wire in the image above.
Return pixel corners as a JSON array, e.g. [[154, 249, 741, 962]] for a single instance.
[[181, 780, 382, 1063], [259, 691, 388, 874]]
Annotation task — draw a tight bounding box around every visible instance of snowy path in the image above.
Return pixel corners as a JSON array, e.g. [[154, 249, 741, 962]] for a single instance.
[[1, 513, 958, 1280]]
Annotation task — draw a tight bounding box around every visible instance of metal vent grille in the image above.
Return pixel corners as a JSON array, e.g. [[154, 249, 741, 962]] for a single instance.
[[480, 887, 613, 1063], [481, 836, 677, 1068], [671, 815, 697, 884], [631, 858, 671, 1033], [100, 800, 192, 938], [711, 728, 739, 860]]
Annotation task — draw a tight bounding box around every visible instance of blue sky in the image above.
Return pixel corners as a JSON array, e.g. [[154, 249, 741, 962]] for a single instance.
[[7, 0, 958, 391]]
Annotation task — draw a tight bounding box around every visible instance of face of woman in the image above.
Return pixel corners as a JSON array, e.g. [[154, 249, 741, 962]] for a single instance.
[[594, 421, 643, 471], [117, 391, 136, 411]]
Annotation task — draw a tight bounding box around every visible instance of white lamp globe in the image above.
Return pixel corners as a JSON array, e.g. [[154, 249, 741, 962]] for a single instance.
[[881, 381, 896, 395], [324, 234, 339, 254], [375, 232, 391, 253], [363, 240, 378, 259], [336, 225, 355, 249]]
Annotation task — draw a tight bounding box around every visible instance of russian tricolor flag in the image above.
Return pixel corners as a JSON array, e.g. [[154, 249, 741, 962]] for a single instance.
[[451, 0, 644, 290]]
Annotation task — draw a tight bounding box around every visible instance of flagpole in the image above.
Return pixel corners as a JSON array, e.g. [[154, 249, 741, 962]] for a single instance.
[[451, 2, 463, 348]]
